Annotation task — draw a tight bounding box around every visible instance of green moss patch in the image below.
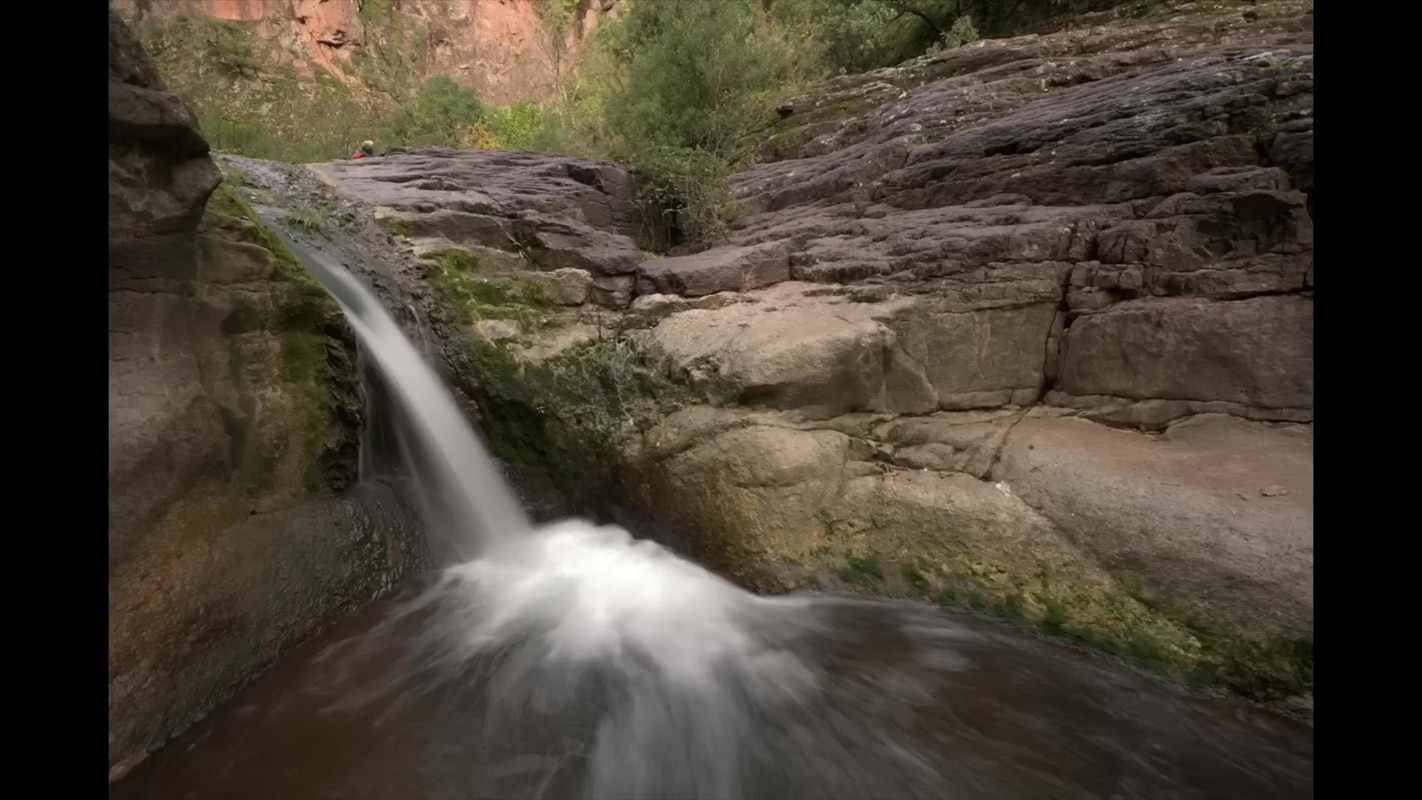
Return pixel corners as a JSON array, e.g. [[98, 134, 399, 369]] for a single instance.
[[421, 248, 553, 331], [446, 332, 688, 508], [769, 538, 1311, 712], [202, 177, 356, 495], [838, 555, 883, 587]]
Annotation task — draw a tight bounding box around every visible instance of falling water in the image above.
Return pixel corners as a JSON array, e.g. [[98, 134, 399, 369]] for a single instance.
[[292, 241, 531, 562], [118, 233, 1312, 800]]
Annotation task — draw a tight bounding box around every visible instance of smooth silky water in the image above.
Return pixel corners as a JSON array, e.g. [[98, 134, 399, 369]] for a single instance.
[[111, 239, 1313, 800]]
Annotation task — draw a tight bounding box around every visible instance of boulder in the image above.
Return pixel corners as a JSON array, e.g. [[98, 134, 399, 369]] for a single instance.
[[641, 283, 936, 416], [992, 414, 1313, 639]]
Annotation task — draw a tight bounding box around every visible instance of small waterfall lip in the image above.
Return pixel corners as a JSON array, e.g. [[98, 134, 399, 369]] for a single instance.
[[259, 212, 533, 564]]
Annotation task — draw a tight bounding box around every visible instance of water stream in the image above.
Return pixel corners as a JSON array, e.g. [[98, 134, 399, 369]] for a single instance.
[[112, 234, 1313, 800]]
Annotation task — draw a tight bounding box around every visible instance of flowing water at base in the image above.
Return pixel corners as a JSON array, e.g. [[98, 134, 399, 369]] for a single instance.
[[112, 235, 1313, 800], [110, 546, 1311, 800]]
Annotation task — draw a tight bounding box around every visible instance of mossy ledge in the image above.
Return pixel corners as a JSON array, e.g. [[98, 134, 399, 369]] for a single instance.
[[446, 330, 688, 512], [423, 283, 1311, 711], [203, 179, 361, 494], [772, 544, 1313, 714], [413, 244, 688, 512]]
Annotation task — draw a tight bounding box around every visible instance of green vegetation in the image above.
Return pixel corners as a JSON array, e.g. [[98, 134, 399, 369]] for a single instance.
[[464, 101, 546, 151], [927, 568, 1314, 707], [421, 248, 552, 330], [383, 76, 486, 148], [450, 334, 690, 506], [124, 0, 1140, 248], [285, 209, 331, 233], [839, 555, 885, 587], [130, 14, 483, 162]]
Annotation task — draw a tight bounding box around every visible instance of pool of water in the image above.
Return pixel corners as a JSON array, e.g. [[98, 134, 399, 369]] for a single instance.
[[111, 583, 1312, 800]]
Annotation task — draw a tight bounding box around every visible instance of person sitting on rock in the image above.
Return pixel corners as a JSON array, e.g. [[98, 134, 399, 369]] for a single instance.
[[352, 140, 375, 159]]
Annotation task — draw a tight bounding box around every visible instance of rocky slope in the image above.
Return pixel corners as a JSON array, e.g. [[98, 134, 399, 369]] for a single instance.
[[108, 11, 426, 779], [270, 0, 1312, 709], [109, 0, 621, 104]]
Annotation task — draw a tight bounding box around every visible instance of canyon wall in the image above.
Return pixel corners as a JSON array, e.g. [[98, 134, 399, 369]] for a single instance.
[[108, 10, 426, 778], [110, 0, 620, 103]]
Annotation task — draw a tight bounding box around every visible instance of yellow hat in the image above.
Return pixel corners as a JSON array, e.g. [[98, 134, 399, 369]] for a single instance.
[[362, 140, 374, 148]]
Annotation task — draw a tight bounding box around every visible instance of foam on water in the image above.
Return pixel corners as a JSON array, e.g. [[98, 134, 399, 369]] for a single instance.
[[452, 519, 792, 681]]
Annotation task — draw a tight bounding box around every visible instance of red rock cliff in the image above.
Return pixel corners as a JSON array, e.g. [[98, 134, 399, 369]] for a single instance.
[[109, 0, 619, 104]]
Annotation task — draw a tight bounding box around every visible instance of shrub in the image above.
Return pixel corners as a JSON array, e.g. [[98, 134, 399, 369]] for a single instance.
[[381, 76, 487, 148]]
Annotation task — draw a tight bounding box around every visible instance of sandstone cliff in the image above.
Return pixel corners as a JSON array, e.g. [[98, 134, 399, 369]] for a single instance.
[[110, 0, 619, 104], [108, 10, 426, 778], [263, 0, 1313, 709]]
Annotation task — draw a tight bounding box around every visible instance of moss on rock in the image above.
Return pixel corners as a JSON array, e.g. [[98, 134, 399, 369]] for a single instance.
[[201, 177, 358, 496], [788, 541, 1313, 711], [420, 248, 556, 332], [447, 330, 689, 509]]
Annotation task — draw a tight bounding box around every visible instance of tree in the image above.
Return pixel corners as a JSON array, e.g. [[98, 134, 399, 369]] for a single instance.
[[533, 0, 581, 106]]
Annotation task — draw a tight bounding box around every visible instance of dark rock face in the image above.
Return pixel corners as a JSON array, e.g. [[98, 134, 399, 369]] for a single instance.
[[108, 11, 425, 779]]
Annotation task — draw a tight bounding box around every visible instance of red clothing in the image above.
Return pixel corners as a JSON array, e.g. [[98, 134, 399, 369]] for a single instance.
[[352, 151, 364, 159]]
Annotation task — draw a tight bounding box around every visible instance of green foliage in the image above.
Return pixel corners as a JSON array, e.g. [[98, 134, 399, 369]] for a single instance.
[[941, 13, 981, 49], [285, 209, 330, 233], [839, 555, 885, 587], [466, 101, 546, 150], [633, 146, 742, 246], [382, 76, 487, 147], [773, 0, 1135, 72], [133, 13, 477, 162], [138, 0, 1140, 242], [602, 0, 814, 155], [529, 0, 822, 245], [457, 335, 688, 503], [199, 18, 262, 79], [778, 0, 903, 74]]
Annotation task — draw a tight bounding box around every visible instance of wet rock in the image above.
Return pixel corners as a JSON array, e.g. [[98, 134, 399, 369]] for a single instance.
[[108, 10, 423, 776]]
